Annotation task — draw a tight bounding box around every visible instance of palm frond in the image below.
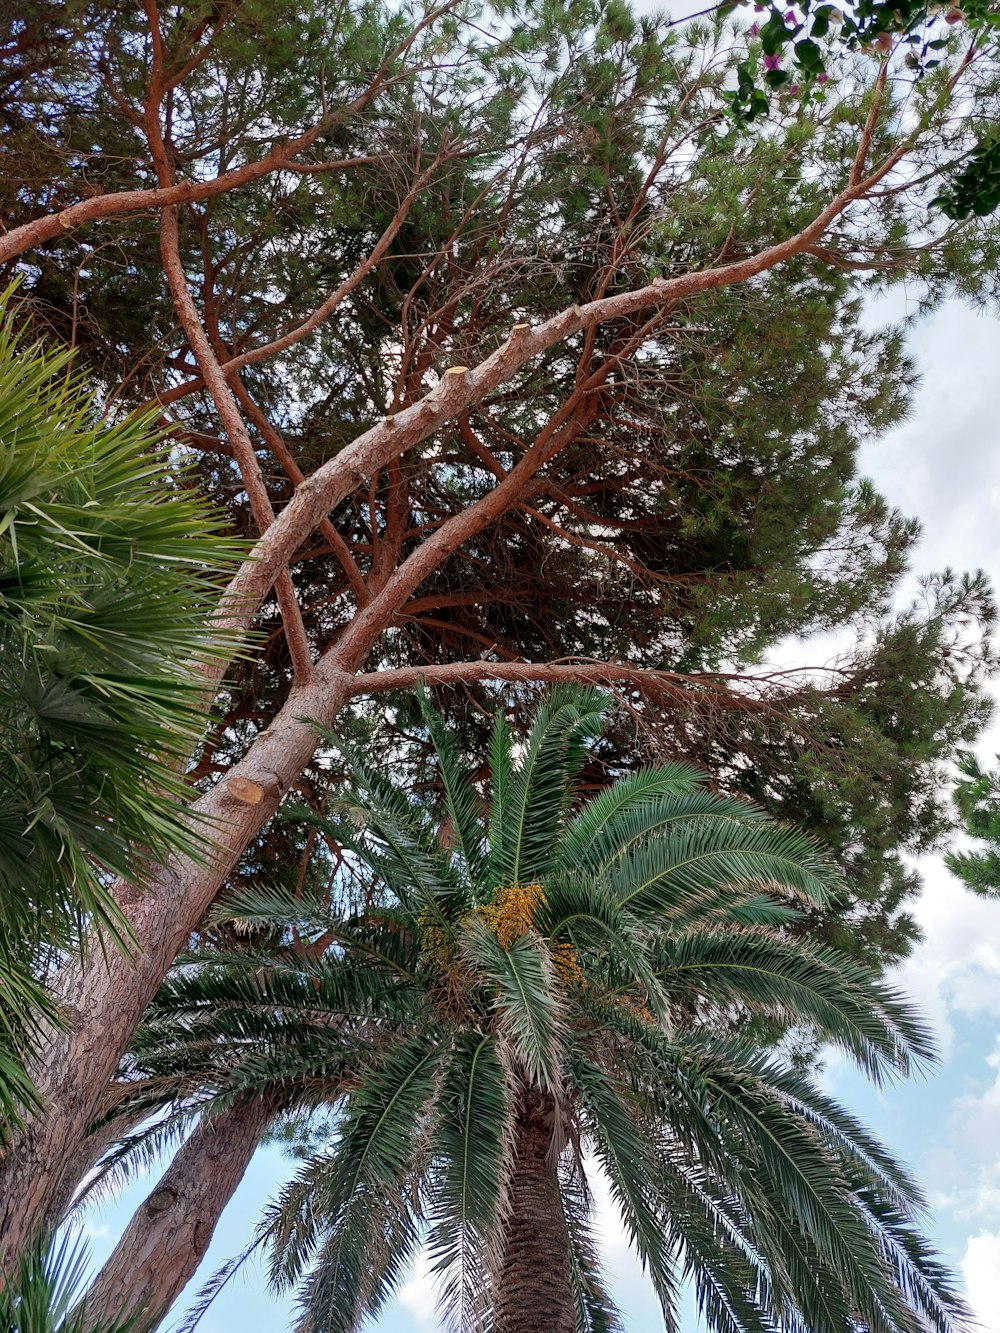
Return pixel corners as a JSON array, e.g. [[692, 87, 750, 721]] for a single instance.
[[294, 761, 465, 922], [558, 767, 709, 871], [0, 284, 243, 1122], [485, 707, 515, 890], [689, 1048, 943, 1333], [460, 918, 564, 1093], [535, 872, 670, 1023], [560, 1162, 623, 1333], [418, 686, 488, 883], [427, 1033, 513, 1329], [571, 1057, 680, 1330], [0, 1230, 146, 1333], [490, 684, 606, 886], [265, 1034, 442, 1331], [610, 816, 837, 921], [653, 930, 935, 1080]]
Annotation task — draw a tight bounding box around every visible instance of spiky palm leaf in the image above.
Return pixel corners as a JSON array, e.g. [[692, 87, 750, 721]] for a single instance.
[[0, 287, 242, 1130], [0, 1231, 145, 1333], [125, 686, 964, 1333]]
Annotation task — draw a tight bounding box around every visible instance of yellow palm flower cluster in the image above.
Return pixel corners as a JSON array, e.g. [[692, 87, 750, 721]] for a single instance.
[[417, 885, 587, 992], [480, 883, 586, 991]]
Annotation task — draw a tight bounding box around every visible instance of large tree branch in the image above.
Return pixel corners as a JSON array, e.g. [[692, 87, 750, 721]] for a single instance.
[[208, 114, 907, 659], [0, 0, 461, 268], [345, 658, 841, 706], [159, 202, 314, 681], [146, 153, 445, 412]]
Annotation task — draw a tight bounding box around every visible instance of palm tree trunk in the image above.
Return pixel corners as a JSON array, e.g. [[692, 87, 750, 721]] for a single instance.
[[77, 1095, 274, 1330], [493, 1090, 575, 1333]]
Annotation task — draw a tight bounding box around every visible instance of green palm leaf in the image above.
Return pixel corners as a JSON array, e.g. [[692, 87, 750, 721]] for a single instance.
[[426, 1033, 513, 1327], [460, 917, 565, 1093], [571, 1057, 681, 1329], [610, 816, 837, 920], [653, 930, 934, 1080], [485, 707, 515, 890], [418, 685, 488, 883], [264, 1034, 441, 1331], [0, 285, 242, 1127], [490, 684, 606, 886], [560, 1163, 623, 1333], [0, 1230, 146, 1333], [559, 774, 727, 872]]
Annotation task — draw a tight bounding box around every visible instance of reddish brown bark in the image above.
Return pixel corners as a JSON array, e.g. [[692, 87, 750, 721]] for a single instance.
[[0, 1, 459, 269], [77, 1097, 275, 1330]]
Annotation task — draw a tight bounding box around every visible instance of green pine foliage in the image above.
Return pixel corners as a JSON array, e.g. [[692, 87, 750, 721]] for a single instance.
[[122, 688, 966, 1333], [945, 751, 1000, 897]]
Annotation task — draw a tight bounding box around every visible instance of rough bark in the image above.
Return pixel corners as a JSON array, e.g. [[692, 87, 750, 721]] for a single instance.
[[493, 1092, 575, 1333], [77, 1096, 275, 1330]]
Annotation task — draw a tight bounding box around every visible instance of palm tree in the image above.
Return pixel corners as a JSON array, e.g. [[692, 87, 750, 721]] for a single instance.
[[0, 287, 240, 1134], [100, 686, 966, 1333], [0, 1230, 144, 1333]]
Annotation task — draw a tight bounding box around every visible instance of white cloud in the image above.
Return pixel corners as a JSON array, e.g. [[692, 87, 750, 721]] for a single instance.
[[962, 1232, 1000, 1332], [921, 1039, 1000, 1226], [77, 1221, 110, 1241], [397, 1252, 439, 1329], [888, 858, 1000, 1054]]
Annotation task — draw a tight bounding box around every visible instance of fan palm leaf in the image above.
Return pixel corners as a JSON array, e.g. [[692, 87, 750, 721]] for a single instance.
[[0, 287, 241, 1129]]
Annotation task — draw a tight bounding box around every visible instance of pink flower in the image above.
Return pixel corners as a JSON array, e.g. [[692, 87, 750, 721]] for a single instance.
[[789, 83, 800, 93], [816, 70, 829, 83], [784, 8, 797, 23], [750, 21, 760, 34], [764, 52, 781, 69]]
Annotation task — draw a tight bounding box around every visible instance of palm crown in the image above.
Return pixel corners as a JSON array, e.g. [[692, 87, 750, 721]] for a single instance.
[[133, 686, 965, 1333]]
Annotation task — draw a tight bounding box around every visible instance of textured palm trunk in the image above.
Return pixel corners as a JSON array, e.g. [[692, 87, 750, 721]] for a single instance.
[[76, 1095, 274, 1330], [493, 1091, 575, 1333]]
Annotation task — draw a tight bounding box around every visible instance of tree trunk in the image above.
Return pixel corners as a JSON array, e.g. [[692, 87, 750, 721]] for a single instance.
[[0, 666, 348, 1265], [76, 1096, 275, 1331], [493, 1091, 575, 1333]]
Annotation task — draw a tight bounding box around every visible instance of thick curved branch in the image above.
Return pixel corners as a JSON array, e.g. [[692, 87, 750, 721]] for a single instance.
[[211, 111, 907, 658], [0, 0, 461, 267]]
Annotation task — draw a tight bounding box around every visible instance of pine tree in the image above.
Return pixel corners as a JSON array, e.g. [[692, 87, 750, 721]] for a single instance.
[[2, 0, 999, 1260], [945, 751, 1000, 898]]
